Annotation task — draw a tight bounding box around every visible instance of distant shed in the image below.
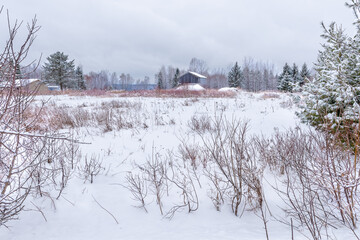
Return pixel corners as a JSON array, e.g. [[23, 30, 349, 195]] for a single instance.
[[179, 71, 207, 86]]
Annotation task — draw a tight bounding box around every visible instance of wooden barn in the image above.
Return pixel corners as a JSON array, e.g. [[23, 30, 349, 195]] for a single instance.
[[179, 71, 207, 86], [0, 79, 50, 94], [18, 79, 50, 94]]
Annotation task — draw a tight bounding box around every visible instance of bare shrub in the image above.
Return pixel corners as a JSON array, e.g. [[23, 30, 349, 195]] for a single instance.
[[101, 100, 142, 111], [260, 92, 280, 99], [177, 138, 204, 188], [280, 98, 293, 108], [207, 173, 225, 212], [178, 139, 201, 168], [137, 153, 167, 215], [196, 116, 269, 239], [31, 100, 146, 132], [188, 114, 213, 134], [94, 108, 114, 133], [125, 149, 200, 218], [310, 131, 360, 231], [79, 154, 105, 184], [164, 160, 199, 219], [52, 106, 76, 129], [198, 117, 266, 217], [71, 107, 91, 128], [263, 127, 360, 239], [155, 114, 166, 126], [124, 172, 148, 213], [31, 136, 81, 200], [256, 128, 307, 175], [182, 98, 200, 107]]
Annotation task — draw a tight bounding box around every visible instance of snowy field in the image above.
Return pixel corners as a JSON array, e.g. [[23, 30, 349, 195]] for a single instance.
[[0, 91, 355, 240]]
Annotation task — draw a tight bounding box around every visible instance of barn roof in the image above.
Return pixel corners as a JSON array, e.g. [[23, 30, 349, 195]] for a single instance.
[[180, 71, 207, 79], [0, 78, 41, 88], [15, 79, 40, 87]]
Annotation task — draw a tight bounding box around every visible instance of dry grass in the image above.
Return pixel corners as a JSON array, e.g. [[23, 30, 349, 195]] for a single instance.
[[24, 99, 147, 132], [39, 89, 237, 98], [260, 92, 280, 99]]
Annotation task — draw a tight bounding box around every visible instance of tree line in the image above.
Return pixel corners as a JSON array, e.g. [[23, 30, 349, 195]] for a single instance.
[[8, 51, 312, 92], [155, 57, 306, 91], [15, 52, 147, 91], [11, 52, 313, 92]]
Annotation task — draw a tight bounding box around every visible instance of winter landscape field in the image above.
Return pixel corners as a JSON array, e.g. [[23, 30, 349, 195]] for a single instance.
[[0, 90, 357, 240], [3, 1, 360, 240]]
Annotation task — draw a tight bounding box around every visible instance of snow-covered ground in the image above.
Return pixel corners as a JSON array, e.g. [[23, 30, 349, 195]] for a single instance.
[[0, 91, 355, 240], [176, 84, 205, 91]]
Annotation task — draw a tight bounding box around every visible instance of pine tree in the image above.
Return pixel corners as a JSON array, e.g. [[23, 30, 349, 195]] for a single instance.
[[300, 63, 310, 86], [228, 62, 242, 88], [299, 20, 360, 134], [43, 51, 75, 90], [75, 66, 86, 90], [278, 63, 293, 92], [15, 63, 22, 79], [291, 63, 302, 84], [157, 71, 164, 89], [172, 68, 180, 88]]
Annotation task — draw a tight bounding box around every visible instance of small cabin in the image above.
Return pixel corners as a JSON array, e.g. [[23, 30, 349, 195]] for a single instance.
[[179, 71, 207, 86]]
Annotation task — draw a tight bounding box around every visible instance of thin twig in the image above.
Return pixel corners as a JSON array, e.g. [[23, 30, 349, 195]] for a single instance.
[[92, 195, 119, 224], [30, 201, 47, 222]]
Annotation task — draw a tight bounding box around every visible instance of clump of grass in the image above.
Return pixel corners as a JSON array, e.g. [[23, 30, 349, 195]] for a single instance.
[[260, 93, 280, 99]]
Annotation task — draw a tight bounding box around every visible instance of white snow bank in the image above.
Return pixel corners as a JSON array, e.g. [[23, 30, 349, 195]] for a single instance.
[[218, 87, 239, 92], [177, 84, 205, 91]]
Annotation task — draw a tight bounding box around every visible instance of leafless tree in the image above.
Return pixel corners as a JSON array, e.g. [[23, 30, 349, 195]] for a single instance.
[[189, 57, 208, 76], [0, 8, 41, 226], [0, 8, 80, 226], [85, 70, 112, 90], [206, 69, 228, 89], [241, 57, 277, 91]]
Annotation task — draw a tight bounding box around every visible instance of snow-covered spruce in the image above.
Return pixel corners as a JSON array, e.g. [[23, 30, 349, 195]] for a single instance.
[[299, 21, 360, 133]]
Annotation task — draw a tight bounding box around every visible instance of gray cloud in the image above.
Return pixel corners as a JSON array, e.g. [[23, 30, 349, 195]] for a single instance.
[[1, 0, 356, 79]]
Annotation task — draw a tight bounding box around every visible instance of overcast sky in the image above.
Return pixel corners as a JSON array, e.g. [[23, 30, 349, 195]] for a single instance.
[[0, 0, 357, 79]]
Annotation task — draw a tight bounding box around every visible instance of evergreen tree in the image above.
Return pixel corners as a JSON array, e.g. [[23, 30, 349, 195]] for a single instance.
[[291, 63, 302, 84], [263, 68, 270, 90], [172, 68, 180, 88], [278, 63, 293, 92], [7, 59, 22, 79], [75, 66, 86, 90], [43, 51, 75, 90], [300, 63, 310, 86], [157, 71, 164, 89], [15, 63, 22, 79], [228, 62, 242, 88], [299, 20, 360, 134]]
